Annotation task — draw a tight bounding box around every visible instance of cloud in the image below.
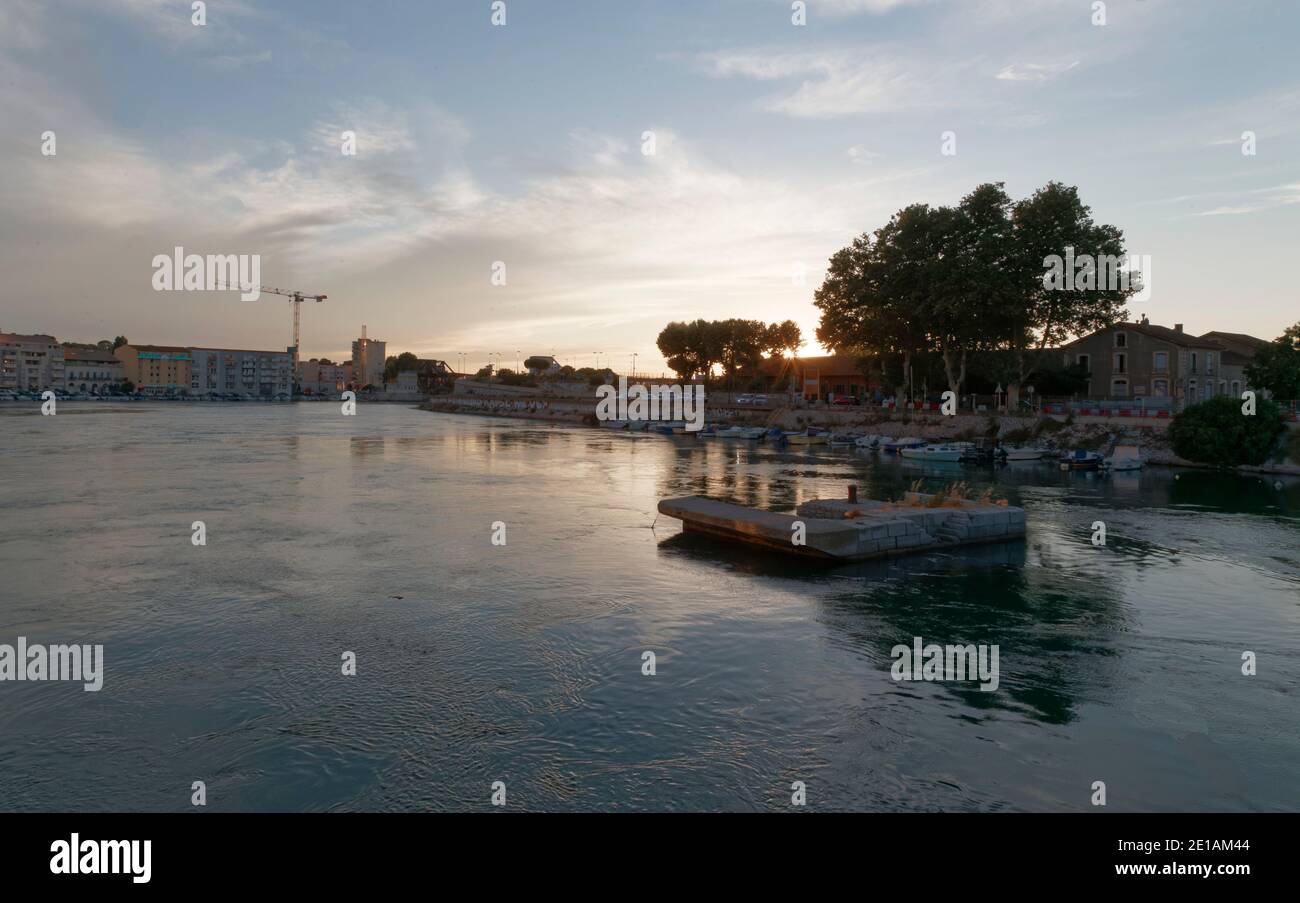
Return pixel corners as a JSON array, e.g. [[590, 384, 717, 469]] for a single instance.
[[780, 0, 928, 14], [847, 145, 882, 164], [700, 49, 959, 117], [994, 61, 1080, 82]]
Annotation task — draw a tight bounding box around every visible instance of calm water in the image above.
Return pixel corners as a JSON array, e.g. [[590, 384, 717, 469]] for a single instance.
[[1, 403, 1297, 812]]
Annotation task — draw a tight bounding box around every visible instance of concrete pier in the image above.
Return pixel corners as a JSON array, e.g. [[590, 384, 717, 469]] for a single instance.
[[658, 492, 1026, 561]]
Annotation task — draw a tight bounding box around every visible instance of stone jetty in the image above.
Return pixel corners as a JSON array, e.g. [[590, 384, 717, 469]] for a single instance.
[[658, 487, 1026, 561]]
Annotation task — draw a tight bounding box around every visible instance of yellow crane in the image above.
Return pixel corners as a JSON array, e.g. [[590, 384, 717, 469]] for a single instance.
[[214, 283, 327, 362]]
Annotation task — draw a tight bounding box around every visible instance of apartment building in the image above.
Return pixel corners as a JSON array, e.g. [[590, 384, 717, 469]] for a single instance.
[[351, 326, 386, 389], [189, 347, 293, 397], [0, 332, 65, 391], [115, 345, 192, 395], [63, 347, 125, 393], [297, 358, 350, 396]]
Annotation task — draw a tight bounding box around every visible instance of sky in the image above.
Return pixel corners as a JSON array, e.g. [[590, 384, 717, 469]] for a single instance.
[[1, 0, 1298, 373]]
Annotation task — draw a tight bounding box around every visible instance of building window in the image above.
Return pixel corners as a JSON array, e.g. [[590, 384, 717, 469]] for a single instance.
[[1111, 378, 1129, 397], [1190, 352, 1198, 373], [1113, 352, 1127, 374], [1114, 332, 1127, 348], [1153, 351, 1168, 373], [1231, 380, 1241, 396], [1152, 379, 1169, 397]]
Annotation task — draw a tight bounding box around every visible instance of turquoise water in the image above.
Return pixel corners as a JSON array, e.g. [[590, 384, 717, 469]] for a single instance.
[[1, 403, 1297, 811]]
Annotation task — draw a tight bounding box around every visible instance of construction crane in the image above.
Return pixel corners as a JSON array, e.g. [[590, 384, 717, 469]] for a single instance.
[[214, 283, 327, 361]]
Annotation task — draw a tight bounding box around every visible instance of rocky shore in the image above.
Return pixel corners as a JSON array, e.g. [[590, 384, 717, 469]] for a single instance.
[[421, 396, 1300, 476]]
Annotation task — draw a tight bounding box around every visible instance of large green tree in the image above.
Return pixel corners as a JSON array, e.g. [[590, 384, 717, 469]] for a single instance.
[[1245, 323, 1300, 399], [1008, 181, 1134, 407], [814, 226, 931, 399], [815, 180, 1132, 405]]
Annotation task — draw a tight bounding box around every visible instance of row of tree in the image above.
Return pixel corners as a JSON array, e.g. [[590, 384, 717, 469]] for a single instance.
[[815, 181, 1135, 407], [655, 319, 803, 385]]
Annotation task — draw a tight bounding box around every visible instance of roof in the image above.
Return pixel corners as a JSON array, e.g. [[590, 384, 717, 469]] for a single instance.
[[1064, 322, 1223, 349], [1199, 330, 1270, 352], [190, 347, 292, 356], [0, 332, 59, 344], [63, 348, 122, 363], [793, 354, 870, 372], [120, 344, 191, 355]]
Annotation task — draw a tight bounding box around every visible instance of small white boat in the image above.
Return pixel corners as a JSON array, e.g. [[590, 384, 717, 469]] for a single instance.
[[716, 426, 766, 440], [1002, 447, 1046, 461], [900, 443, 965, 462], [882, 437, 925, 454], [827, 433, 857, 446], [1103, 444, 1144, 471], [856, 434, 889, 449]]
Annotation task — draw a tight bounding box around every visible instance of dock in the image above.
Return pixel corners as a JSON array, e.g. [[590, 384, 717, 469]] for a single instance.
[[658, 488, 1026, 561]]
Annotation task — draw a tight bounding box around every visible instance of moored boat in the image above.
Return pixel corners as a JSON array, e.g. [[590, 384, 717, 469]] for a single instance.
[[1102, 444, 1144, 471], [900, 443, 966, 462], [1059, 449, 1104, 470], [714, 426, 767, 440], [882, 437, 925, 454], [1002, 447, 1046, 461]]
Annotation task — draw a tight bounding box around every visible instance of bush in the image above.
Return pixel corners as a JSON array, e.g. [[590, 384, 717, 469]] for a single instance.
[[1034, 417, 1067, 436], [1167, 396, 1285, 467]]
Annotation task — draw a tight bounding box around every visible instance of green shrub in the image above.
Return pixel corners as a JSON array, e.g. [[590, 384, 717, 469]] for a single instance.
[[1167, 396, 1285, 467]]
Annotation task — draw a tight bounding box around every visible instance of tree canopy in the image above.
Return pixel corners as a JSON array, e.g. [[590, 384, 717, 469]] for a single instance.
[[1245, 323, 1300, 400], [656, 318, 803, 384], [814, 181, 1134, 402]]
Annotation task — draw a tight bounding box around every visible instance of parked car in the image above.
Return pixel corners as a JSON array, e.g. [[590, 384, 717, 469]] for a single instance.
[[734, 394, 754, 404]]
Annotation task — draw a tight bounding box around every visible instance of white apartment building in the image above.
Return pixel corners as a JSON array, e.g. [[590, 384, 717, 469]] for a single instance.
[[63, 347, 125, 393], [189, 346, 294, 397], [0, 332, 65, 391]]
